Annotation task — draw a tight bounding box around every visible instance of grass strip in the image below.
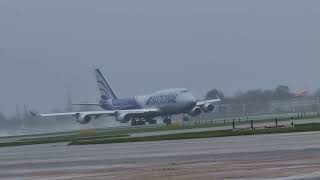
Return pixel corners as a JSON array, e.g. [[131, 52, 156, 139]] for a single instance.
[[69, 123, 320, 145], [1, 114, 317, 140], [92, 115, 320, 136], [0, 134, 129, 148]]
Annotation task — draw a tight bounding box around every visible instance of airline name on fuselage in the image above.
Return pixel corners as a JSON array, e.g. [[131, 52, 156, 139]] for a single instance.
[[146, 93, 178, 106]]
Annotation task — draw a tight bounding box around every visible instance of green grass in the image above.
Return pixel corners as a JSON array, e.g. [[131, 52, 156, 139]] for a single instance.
[[0, 131, 79, 140], [0, 134, 129, 148], [92, 114, 319, 135], [21, 133, 129, 142], [69, 123, 320, 145]]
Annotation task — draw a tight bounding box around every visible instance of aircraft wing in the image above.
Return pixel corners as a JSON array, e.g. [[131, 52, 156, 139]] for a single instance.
[[30, 111, 116, 117], [196, 98, 221, 106], [30, 108, 161, 118]]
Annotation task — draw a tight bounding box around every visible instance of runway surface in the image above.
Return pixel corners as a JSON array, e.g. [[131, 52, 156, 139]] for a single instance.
[[1, 131, 320, 179]]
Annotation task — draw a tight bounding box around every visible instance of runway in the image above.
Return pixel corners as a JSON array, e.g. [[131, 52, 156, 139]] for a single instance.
[[1, 131, 320, 179]]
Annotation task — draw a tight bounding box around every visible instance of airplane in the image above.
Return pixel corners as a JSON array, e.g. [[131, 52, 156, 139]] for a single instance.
[[31, 69, 221, 126], [294, 90, 308, 97]]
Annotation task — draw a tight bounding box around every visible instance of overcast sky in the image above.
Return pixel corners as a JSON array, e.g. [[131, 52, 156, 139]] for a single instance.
[[0, 0, 320, 115]]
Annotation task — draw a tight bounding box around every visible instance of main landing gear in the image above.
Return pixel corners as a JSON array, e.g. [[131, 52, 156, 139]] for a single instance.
[[146, 118, 157, 125], [130, 117, 172, 126], [131, 119, 145, 126], [131, 118, 157, 126], [163, 117, 172, 125]]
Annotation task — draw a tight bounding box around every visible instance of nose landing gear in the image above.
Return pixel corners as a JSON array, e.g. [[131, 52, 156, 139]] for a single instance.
[[131, 118, 157, 126], [183, 114, 190, 122]]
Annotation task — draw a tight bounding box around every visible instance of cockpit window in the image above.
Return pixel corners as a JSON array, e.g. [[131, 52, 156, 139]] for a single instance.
[[181, 90, 188, 93]]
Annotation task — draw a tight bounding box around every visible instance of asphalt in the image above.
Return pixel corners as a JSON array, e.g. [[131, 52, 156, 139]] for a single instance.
[[1, 131, 320, 179]]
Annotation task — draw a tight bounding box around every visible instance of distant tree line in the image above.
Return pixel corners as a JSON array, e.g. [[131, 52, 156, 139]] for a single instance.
[[205, 85, 320, 116], [206, 85, 295, 104]]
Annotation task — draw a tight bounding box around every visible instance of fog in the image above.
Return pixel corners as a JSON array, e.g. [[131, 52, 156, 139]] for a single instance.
[[0, 1, 320, 118]]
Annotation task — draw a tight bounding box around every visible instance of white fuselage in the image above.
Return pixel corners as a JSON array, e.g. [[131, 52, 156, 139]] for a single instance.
[[135, 88, 197, 115]]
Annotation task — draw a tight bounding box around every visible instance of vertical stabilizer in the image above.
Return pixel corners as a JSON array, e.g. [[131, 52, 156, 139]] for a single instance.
[[95, 69, 118, 100]]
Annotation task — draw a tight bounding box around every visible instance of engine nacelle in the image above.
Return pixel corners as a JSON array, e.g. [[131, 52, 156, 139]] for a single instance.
[[76, 114, 92, 124], [188, 107, 202, 116], [116, 112, 131, 123], [201, 103, 214, 113]]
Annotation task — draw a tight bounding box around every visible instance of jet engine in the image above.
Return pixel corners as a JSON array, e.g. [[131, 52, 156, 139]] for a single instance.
[[116, 113, 131, 123], [201, 103, 214, 113], [76, 114, 92, 124], [188, 107, 202, 116]]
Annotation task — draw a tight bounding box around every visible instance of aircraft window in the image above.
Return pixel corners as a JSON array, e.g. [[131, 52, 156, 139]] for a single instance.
[[181, 90, 188, 93]]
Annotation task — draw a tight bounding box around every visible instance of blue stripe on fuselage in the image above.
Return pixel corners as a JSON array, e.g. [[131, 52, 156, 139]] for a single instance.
[[100, 98, 141, 110]]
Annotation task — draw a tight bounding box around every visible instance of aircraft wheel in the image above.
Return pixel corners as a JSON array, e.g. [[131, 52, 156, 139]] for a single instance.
[[183, 116, 190, 122], [163, 118, 172, 125], [167, 119, 172, 125], [131, 119, 137, 126], [149, 119, 157, 124], [138, 120, 146, 125]]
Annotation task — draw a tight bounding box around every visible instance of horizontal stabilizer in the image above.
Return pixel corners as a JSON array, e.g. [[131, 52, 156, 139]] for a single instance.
[[29, 110, 38, 117]]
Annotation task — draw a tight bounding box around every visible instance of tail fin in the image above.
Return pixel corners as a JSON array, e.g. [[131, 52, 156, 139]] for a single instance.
[[95, 69, 118, 100]]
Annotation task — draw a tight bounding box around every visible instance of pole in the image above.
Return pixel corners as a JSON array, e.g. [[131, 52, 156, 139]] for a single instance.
[[251, 120, 254, 130], [232, 120, 235, 131]]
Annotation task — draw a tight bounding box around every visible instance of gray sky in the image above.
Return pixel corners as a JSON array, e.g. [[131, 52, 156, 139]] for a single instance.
[[0, 0, 320, 115]]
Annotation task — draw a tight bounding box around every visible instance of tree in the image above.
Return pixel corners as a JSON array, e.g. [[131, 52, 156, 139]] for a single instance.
[[313, 89, 320, 97], [0, 112, 6, 121], [263, 89, 274, 100], [274, 85, 293, 99], [0, 112, 8, 130]]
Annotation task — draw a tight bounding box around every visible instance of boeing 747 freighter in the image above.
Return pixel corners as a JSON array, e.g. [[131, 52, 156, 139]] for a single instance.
[[31, 69, 220, 126]]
